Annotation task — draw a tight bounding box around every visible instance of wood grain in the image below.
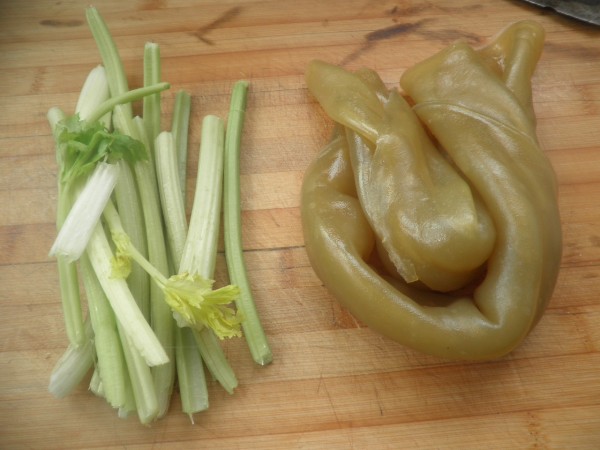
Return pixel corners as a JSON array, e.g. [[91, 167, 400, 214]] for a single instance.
[[1, 0, 600, 448]]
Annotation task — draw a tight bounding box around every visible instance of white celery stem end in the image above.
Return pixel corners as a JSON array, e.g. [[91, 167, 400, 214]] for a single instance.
[[50, 162, 120, 263]]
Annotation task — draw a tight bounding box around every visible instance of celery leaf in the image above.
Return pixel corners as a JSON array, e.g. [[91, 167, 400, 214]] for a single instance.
[[56, 114, 147, 186]]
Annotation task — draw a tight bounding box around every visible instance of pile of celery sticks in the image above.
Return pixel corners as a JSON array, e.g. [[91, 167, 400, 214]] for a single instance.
[[47, 7, 271, 424]]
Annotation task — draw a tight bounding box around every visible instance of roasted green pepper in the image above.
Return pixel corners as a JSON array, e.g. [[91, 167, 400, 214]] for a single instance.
[[301, 21, 562, 360]]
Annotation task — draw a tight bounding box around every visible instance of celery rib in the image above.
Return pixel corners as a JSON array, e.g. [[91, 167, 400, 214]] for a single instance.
[[86, 221, 169, 367], [223, 81, 272, 365], [180, 115, 238, 393], [48, 107, 85, 347], [80, 254, 128, 409]]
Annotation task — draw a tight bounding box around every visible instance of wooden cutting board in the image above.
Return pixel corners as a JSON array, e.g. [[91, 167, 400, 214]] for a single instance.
[[2, 0, 600, 448]]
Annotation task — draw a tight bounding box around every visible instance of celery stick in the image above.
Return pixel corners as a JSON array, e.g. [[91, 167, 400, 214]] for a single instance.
[[143, 42, 162, 153], [155, 131, 187, 265], [48, 318, 94, 398], [180, 115, 238, 393], [224, 81, 272, 365], [175, 327, 209, 420], [86, 82, 170, 124], [123, 113, 175, 418], [48, 107, 85, 347], [170, 90, 192, 201], [113, 159, 151, 321], [86, 221, 169, 367], [117, 322, 159, 424], [86, 7, 131, 116], [50, 162, 119, 263], [80, 254, 128, 409], [192, 329, 237, 394], [180, 115, 226, 278], [56, 256, 85, 345], [156, 123, 210, 419]]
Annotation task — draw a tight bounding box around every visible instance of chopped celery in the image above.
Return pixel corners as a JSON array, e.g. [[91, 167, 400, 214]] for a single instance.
[[224, 81, 273, 365]]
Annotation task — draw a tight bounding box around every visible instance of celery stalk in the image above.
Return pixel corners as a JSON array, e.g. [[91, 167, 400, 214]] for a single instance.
[[223, 81, 272, 365], [180, 115, 226, 278], [117, 321, 159, 425], [86, 7, 131, 117], [85, 221, 169, 367], [80, 254, 128, 409], [48, 107, 85, 347], [170, 90, 192, 201], [175, 327, 209, 420], [115, 110, 175, 418], [113, 159, 151, 321], [50, 162, 119, 263], [86, 82, 170, 124], [155, 131, 187, 265], [180, 115, 238, 393], [156, 119, 210, 419]]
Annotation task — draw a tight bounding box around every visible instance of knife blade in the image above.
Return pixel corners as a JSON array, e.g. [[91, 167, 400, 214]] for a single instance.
[[520, 0, 600, 26]]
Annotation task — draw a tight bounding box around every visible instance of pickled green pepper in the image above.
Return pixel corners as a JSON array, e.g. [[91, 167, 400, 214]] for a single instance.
[[301, 21, 562, 360]]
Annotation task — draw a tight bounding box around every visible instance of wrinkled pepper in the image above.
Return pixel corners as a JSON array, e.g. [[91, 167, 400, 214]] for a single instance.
[[301, 21, 562, 360]]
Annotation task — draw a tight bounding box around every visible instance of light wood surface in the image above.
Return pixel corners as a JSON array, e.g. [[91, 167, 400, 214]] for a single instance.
[[2, 1, 600, 448]]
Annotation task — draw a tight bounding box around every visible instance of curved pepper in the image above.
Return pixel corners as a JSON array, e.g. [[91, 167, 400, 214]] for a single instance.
[[301, 21, 562, 360]]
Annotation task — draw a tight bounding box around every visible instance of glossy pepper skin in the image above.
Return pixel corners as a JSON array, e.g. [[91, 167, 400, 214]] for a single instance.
[[301, 21, 562, 360]]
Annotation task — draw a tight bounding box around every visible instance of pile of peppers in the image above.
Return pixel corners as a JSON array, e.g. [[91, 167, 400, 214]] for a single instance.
[[301, 21, 562, 360]]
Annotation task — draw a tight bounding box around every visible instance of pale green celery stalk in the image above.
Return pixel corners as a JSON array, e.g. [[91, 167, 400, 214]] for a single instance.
[[86, 82, 170, 124], [155, 132, 187, 264], [114, 106, 175, 418], [48, 318, 94, 398], [116, 320, 159, 425], [170, 90, 192, 201], [86, 7, 131, 117], [175, 327, 209, 420], [143, 42, 161, 153], [80, 254, 128, 409], [85, 220, 169, 367], [49, 162, 120, 263], [224, 81, 272, 365], [180, 115, 238, 394], [154, 131, 209, 418], [113, 159, 151, 321], [48, 107, 85, 347]]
